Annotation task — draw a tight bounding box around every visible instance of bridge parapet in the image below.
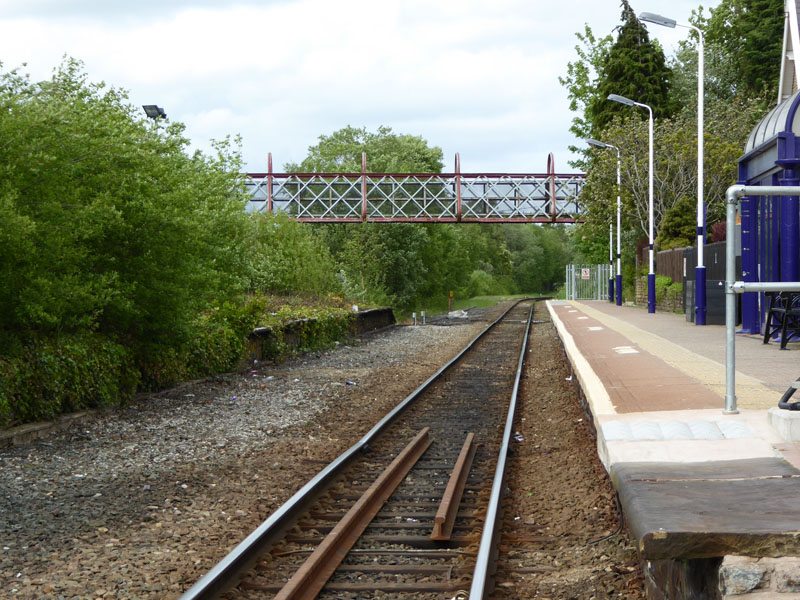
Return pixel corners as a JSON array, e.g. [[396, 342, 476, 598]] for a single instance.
[[245, 153, 585, 223]]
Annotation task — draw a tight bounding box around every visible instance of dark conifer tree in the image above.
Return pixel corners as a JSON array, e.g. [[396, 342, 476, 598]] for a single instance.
[[590, 0, 674, 135], [708, 0, 784, 98]]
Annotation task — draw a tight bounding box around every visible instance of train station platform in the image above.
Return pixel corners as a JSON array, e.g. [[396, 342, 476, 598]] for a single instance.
[[547, 300, 800, 598]]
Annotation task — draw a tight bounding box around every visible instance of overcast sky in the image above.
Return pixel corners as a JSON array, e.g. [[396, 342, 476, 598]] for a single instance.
[[0, 0, 719, 174]]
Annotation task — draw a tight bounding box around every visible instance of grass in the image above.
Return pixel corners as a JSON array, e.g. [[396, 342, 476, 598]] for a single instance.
[[395, 291, 561, 322], [451, 294, 530, 310]]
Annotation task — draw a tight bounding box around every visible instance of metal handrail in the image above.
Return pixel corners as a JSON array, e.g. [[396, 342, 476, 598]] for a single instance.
[[724, 184, 800, 414]]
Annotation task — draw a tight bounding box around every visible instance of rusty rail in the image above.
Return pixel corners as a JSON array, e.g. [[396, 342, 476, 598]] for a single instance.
[[431, 432, 477, 541], [178, 299, 535, 600], [275, 428, 432, 600]]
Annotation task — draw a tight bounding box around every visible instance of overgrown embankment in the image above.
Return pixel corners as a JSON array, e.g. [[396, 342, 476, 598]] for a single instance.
[[0, 296, 366, 429]]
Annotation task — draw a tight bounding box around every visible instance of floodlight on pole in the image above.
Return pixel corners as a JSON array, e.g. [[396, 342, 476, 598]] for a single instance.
[[608, 93, 655, 313], [586, 138, 623, 306], [142, 105, 167, 120], [639, 11, 707, 325]]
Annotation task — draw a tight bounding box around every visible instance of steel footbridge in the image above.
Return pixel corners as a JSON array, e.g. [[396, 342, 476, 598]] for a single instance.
[[245, 152, 585, 223]]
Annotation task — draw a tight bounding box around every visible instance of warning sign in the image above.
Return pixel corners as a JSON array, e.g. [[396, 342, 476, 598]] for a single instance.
[[581, 268, 591, 280]]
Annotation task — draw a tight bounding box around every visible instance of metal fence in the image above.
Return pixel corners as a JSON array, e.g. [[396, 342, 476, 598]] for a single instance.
[[565, 264, 612, 301]]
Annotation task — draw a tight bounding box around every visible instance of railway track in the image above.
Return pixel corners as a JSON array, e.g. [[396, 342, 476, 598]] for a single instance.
[[181, 300, 536, 600]]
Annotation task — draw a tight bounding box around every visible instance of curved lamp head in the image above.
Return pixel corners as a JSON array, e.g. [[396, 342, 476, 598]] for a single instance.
[[586, 138, 609, 149], [607, 94, 635, 106], [639, 12, 677, 28]]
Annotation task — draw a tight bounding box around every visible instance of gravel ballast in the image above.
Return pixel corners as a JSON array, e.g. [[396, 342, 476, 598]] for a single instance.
[[1, 302, 644, 599], [1, 313, 495, 599]]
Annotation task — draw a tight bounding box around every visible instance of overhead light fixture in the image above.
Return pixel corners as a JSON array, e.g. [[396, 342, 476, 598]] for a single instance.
[[607, 94, 636, 107], [586, 138, 610, 149], [142, 105, 167, 119], [639, 12, 677, 28]]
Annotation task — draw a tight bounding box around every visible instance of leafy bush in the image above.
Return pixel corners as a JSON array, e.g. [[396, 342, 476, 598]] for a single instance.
[[136, 296, 357, 390], [249, 213, 339, 295], [0, 335, 139, 427], [467, 269, 501, 298], [254, 305, 355, 362], [655, 275, 673, 303], [665, 282, 683, 307], [0, 58, 252, 355]]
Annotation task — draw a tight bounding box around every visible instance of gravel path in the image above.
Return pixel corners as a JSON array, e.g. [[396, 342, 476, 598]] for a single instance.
[[1, 312, 495, 599]]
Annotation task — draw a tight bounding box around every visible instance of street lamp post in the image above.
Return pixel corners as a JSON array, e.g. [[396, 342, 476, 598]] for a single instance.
[[587, 138, 623, 306], [609, 222, 614, 303], [639, 11, 706, 324], [608, 94, 655, 313]]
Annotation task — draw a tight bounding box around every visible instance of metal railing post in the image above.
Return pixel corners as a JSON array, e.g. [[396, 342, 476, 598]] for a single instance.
[[361, 152, 367, 222], [724, 186, 740, 414], [724, 184, 800, 414], [455, 153, 462, 222], [267, 152, 273, 214]]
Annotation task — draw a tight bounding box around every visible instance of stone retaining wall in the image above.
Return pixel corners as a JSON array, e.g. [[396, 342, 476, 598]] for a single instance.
[[720, 556, 800, 598], [643, 555, 800, 598], [2, 308, 397, 448], [246, 307, 395, 363], [635, 277, 684, 313]]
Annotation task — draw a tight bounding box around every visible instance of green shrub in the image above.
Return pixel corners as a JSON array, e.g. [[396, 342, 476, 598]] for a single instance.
[[257, 306, 355, 362], [0, 334, 139, 427], [136, 296, 357, 388], [466, 269, 500, 298], [665, 282, 684, 310], [654, 275, 673, 303]]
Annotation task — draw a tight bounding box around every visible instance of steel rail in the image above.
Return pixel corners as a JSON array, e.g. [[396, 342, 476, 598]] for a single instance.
[[275, 427, 432, 600], [178, 299, 530, 600], [431, 432, 477, 541], [469, 302, 535, 599]]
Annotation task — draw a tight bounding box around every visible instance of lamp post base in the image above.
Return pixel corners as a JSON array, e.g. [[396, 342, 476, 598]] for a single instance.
[[695, 265, 706, 325], [648, 272, 656, 313], [616, 274, 622, 306]]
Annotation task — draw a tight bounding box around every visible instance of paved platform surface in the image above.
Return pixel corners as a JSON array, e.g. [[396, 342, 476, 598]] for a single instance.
[[547, 300, 800, 560]]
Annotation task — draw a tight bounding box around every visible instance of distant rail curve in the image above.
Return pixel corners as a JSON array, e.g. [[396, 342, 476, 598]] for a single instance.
[[245, 152, 585, 223]]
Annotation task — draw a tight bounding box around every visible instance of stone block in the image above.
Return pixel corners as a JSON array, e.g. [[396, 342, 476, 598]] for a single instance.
[[719, 556, 768, 595], [768, 407, 800, 442], [776, 558, 800, 592]]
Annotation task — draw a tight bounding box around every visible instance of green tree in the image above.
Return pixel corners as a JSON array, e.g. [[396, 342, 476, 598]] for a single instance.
[[248, 212, 339, 295], [286, 125, 444, 173], [0, 59, 252, 351], [500, 225, 570, 293], [591, 0, 675, 135], [288, 126, 447, 309], [581, 96, 763, 253], [697, 0, 784, 99], [559, 24, 614, 148]]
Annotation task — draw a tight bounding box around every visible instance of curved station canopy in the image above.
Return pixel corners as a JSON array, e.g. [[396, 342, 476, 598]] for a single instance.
[[738, 0, 800, 335]]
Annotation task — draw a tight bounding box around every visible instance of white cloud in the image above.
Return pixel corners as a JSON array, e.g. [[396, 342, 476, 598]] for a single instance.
[[0, 0, 722, 173]]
